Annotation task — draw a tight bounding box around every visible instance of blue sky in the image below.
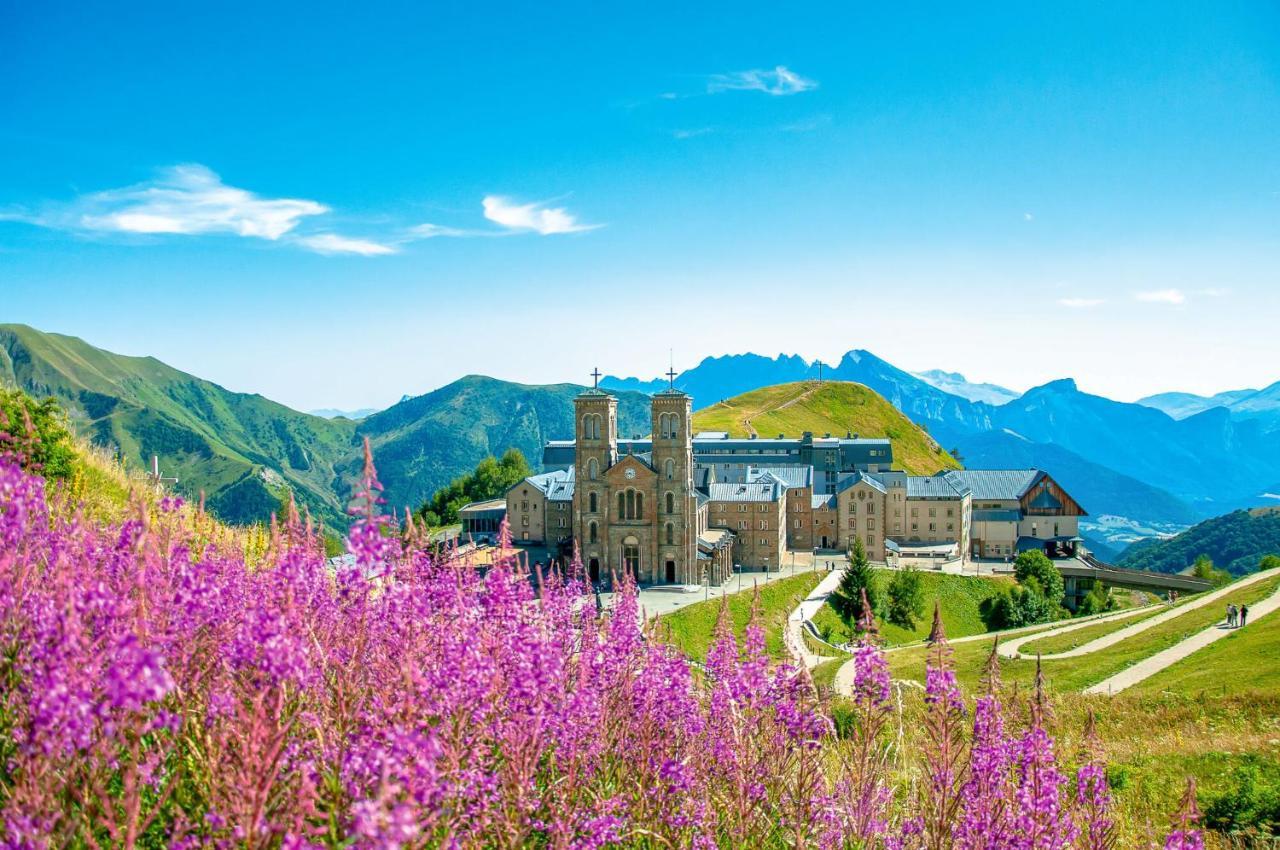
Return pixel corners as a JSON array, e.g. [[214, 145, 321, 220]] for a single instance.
[[2, 1, 1278, 411]]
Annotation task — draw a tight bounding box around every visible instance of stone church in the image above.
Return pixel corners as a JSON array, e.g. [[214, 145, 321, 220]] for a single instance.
[[572, 383, 721, 585]]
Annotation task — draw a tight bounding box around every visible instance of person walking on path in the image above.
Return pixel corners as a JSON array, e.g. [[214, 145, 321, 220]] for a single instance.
[[1240, 604, 1249, 627], [1226, 604, 1237, 627]]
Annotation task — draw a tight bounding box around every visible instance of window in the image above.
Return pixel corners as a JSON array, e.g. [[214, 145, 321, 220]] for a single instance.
[[588, 521, 598, 543], [911, 508, 919, 517], [666, 491, 675, 513], [521, 517, 529, 527], [929, 522, 937, 532], [636, 492, 644, 520], [589, 491, 598, 513], [587, 458, 598, 481], [521, 501, 528, 511], [582, 413, 602, 441], [618, 492, 626, 517], [739, 521, 747, 530], [928, 508, 937, 518], [868, 518, 876, 530], [664, 458, 675, 480], [759, 520, 766, 530], [794, 519, 801, 528], [868, 502, 875, 515], [760, 537, 768, 546], [665, 523, 674, 545]]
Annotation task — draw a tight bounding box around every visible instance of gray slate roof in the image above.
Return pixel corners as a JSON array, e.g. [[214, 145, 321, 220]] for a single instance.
[[905, 475, 970, 499], [707, 481, 784, 503], [836, 471, 887, 495], [747, 465, 814, 489], [943, 469, 1042, 501]]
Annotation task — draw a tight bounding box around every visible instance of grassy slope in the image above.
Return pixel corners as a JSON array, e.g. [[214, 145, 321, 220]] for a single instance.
[[810, 569, 1014, 647], [1128, 602, 1280, 697], [0, 323, 357, 528], [691, 381, 960, 476], [659, 572, 824, 663], [888, 573, 1280, 693], [1118, 506, 1280, 575]]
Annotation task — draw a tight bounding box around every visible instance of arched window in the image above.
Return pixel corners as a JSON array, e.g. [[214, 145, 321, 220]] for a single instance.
[[636, 492, 644, 519], [618, 492, 626, 517], [625, 490, 635, 519], [588, 521, 598, 543], [665, 523, 674, 545], [588, 491, 597, 513], [665, 491, 675, 514], [587, 457, 598, 481], [664, 458, 675, 480]]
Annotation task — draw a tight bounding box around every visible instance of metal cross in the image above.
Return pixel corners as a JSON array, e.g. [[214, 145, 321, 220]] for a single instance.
[[145, 455, 178, 490], [591, 367, 601, 389], [666, 367, 678, 389]]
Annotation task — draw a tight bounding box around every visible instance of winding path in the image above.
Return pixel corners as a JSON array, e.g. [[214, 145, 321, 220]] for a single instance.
[[785, 567, 847, 669], [999, 566, 1280, 661]]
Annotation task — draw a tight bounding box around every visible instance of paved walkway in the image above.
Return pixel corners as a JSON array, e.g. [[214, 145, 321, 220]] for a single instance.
[[999, 567, 1280, 661], [785, 566, 848, 669], [1084, 575, 1280, 695]]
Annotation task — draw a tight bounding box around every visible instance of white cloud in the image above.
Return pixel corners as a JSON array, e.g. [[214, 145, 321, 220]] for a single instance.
[[708, 65, 817, 96], [1135, 289, 1187, 305], [406, 222, 493, 239], [481, 195, 600, 235], [26, 164, 328, 240], [1024, 212, 1034, 221], [1057, 297, 1105, 308], [295, 233, 397, 256]]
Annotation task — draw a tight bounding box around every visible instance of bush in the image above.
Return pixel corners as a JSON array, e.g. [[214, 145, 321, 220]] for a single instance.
[[0, 387, 76, 481], [983, 584, 1057, 630], [1192, 554, 1233, 588], [1014, 549, 1065, 608], [1203, 763, 1280, 837], [885, 567, 926, 629], [1075, 580, 1115, 617]]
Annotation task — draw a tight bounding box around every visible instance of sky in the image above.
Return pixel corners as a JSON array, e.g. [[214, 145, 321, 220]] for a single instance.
[[2, 1, 1279, 412]]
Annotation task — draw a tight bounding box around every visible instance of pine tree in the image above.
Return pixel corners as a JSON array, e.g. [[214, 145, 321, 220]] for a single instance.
[[831, 536, 879, 626]]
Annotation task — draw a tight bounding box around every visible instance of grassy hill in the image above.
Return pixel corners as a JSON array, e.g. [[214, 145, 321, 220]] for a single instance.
[[1118, 506, 1280, 575], [0, 323, 357, 528], [354, 375, 651, 516], [1, 324, 654, 531], [810, 569, 1015, 647], [691, 381, 960, 476]]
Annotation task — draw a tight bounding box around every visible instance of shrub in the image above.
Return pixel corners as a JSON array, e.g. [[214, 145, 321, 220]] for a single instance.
[[1192, 554, 1233, 588], [1014, 549, 1065, 608], [415, 447, 531, 526], [885, 567, 926, 629], [1203, 762, 1280, 837], [0, 387, 75, 480]]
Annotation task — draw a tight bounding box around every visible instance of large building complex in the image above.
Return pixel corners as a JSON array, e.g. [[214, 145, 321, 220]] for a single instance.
[[505, 381, 1088, 586]]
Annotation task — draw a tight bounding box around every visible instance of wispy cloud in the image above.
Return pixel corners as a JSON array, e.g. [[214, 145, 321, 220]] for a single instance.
[[481, 195, 600, 235], [12, 164, 329, 241], [708, 65, 817, 96], [1134, 289, 1187, 305], [672, 127, 714, 140], [1057, 297, 1105, 308], [295, 233, 397, 256]]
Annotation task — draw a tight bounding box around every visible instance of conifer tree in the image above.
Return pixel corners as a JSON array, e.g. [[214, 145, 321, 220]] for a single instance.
[[831, 536, 879, 626]]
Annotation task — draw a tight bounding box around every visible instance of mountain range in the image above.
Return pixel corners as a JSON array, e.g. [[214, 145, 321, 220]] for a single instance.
[[605, 352, 1280, 535], [6, 323, 1280, 553]]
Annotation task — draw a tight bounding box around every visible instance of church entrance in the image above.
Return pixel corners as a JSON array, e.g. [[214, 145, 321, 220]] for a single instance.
[[665, 560, 676, 583], [588, 558, 600, 584], [820, 535, 829, 549], [622, 537, 641, 581]]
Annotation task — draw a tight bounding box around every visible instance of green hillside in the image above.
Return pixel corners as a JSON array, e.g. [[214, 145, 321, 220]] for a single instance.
[[0, 323, 357, 527], [0, 324, 654, 531], [810, 569, 1016, 647], [692, 381, 960, 476], [1118, 507, 1280, 575], [353, 375, 651, 516]]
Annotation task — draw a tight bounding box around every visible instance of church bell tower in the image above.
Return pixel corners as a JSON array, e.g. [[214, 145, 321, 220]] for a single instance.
[[651, 368, 695, 584], [574, 369, 617, 581]]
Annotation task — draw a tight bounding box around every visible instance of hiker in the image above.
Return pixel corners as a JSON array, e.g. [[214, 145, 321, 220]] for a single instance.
[[1240, 604, 1249, 628], [1226, 604, 1237, 627]]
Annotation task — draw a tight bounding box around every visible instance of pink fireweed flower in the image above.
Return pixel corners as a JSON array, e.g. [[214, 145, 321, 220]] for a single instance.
[[1165, 777, 1204, 850]]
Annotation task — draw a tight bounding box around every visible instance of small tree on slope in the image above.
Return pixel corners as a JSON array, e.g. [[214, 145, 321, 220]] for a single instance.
[[831, 536, 879, 627]]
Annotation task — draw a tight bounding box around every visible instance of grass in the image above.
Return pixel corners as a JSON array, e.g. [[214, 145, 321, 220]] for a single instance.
[[658, 571, 824, 663], [888, 573, 1280, 694], [690, 381, 959, 476], [809, 568, 1015, 647], [1127, 601, 1280, 698], [1016, 604, 1170, 656]]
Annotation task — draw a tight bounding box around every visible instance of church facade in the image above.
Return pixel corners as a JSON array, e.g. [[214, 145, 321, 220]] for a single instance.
[[503, 378, 1088, 587]]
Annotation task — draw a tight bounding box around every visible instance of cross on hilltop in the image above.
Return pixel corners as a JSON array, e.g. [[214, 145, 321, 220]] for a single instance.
[[666, 367, 678, 389], [144, 455, 178, 490], [591, 367, 601, 389]]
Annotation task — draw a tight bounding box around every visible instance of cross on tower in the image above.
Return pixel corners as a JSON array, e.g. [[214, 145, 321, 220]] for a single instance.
[[666, 367, 678, 390], [591, 367, 601, 389]]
